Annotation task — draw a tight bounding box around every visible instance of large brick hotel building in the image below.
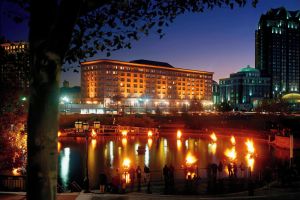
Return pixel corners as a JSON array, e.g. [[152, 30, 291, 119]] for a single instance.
[[81, 59, 213, 112]]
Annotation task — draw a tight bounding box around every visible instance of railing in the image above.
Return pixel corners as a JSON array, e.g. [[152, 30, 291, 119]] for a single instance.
[[61, 126, 158, 137], [0, 175, 26, 191]]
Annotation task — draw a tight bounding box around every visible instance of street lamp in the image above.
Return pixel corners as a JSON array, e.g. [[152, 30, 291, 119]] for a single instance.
[[62, 96, 70, 115], [82, 122, 90, 192], [94, 121, 101, 134], [74, 120, 82, 133]]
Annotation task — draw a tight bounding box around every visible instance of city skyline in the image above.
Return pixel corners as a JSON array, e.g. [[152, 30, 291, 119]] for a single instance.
[[1, 0, 299, 86]]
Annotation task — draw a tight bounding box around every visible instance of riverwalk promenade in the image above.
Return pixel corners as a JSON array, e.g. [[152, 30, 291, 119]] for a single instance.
[[1, 181, 300, 200]]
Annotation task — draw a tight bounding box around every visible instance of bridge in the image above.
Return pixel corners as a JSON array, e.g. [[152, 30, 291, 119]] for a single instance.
[[60, 125, 159, 137]]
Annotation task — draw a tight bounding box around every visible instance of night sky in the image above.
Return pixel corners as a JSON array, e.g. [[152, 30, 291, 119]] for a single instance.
[[1, 0, 299, 86]]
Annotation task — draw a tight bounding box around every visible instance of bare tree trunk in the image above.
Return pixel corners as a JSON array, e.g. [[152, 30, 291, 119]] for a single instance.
[[27, 52, 60, 200], [27, 1, 82, 199]]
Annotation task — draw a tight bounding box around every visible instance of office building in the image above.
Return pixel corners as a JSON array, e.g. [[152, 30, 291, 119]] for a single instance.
[[255, 7, 300, 97], [219, 66, 270, 110], [0, 41, 29, 89]]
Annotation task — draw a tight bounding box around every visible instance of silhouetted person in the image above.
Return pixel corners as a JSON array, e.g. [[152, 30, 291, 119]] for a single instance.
[[233, 162, 238, 178], [112, 168, 120, 193], [228, 163, 233, 177], [240, 162, 246, 178], [218, 161, 223, 179], [129, 166, 135, 191], [163, 164, 169, 192], [144, 165, 151, 193], [136, 166, 142, 191], [99, 173, 107, 193], [211, 163, 218, 180]]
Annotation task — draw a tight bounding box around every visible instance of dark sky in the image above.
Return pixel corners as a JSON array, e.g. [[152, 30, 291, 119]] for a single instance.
[[1, 0, 300, 86]]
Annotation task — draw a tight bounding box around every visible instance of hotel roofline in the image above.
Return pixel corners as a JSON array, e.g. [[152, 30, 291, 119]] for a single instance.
[[81, 59, 213, 75]]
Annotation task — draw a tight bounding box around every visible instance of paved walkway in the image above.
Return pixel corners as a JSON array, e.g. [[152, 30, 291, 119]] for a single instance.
[[0, 192, 79, 200], [1, 182, 300, 200]]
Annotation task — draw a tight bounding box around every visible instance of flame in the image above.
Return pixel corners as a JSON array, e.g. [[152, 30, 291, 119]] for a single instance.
[[92, 139, 97, 148], [148, 138, 153, 148], [230, 136, 236, 145], [122, 138, 127, 146], [12, 168, 21, 176], [210, 132, 217, 142], [177, 130, 182, 139], [208, 143, 217, 154], [123, 158, 131, 169], [58, 131, 61, 137], [91, 129, 97, 138], [148, 130, 153, 137], [225, 147, 237, 161], [245, 139, 254, 154], [121, 130, 128, 137], [246, 153, 255, 171], [186, 153, 197, 166], [177, 139, 182, 150]]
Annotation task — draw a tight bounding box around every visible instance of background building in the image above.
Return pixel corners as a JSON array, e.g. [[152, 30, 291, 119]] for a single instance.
[[219, 66, 270, 111], [212, 80, 220, 105], [81, 59, 213, 113], [0, 41, 29, 89], [255, 7, 300, 97]]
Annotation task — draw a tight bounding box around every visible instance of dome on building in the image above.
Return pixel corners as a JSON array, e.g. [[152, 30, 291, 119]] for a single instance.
[[239, 65, 259, 73], [282, 93, 300, 103]]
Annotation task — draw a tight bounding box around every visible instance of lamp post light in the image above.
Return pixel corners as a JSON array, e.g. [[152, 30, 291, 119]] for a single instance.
[[94, 121, 101, 133], [62, 96, 70, 115], [74, 120, 82, 133], [82, 122, 90, 193]]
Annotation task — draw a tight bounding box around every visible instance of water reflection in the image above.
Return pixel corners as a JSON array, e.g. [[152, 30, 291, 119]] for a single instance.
[[58, 135, 287, 189], [60, 147, 70, 188]]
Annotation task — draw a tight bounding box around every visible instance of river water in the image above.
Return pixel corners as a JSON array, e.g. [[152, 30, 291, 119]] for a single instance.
[[57, 134, 293, 190]]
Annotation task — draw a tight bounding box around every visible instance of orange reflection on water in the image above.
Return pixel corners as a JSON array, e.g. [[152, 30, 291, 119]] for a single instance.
[[246, 153, 255, 171], [224, 146, 236, 161], [122, 138, 127, 146], [210, 132, 217, 142], [91, 139, 97, 149], [230, 136, 236, 145], [57, 141, 61, 152], [208, 142, 217, 154], [177, 139, 182, 150], [177, 130, 182, 139], [148, 138, 153, 148]]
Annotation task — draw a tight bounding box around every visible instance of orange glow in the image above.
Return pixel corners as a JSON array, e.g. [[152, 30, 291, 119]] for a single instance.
[[224, 147, 237, 161], [230, 136, 236, 145], [123, 158, 131, 169], [57, 141, 61, 152], [186, 171, 196, 180], [122, 138, 127, 146], [246, 153, 255, 171], [177, 130, 182, 139], [210, 132, 217, 142], [92, 139, 97, 149], [148, 130, 153, 137], [58, 131, 61, 137], [177, 139, 182, 150], [186, 153, 197, 166], [121, 130, 128, 137], [12, 168, 21, 176], [91, 129, 97, 138], [148, 138, 153, 148], [208, 143, 217, 154], [245, 139, 255, 154]]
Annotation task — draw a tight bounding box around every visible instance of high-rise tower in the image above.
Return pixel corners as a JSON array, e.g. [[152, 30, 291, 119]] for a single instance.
[[255, 7, 300, 97]]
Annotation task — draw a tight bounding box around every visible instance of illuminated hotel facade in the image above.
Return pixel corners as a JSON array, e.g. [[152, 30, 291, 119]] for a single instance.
[[81, 59, 213, 112]]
